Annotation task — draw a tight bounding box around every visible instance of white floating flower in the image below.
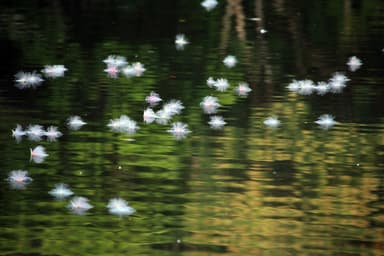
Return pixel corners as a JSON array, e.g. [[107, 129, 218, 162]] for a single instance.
[[67, 116, 87, 130], [201, 0, 218, 11], [207, 77, 216, 88], [163, 100, 184, 116], [213, 78, 230, 92], [14, 71, 44, 89], [131, 62, 146, 77], [49, 183, 74, 200], [7, 170, 32, 190], [143, 108, 157, 124], [108, 115, 139, 135], [12, 124, 26, 142], [168, 122, 191, 140], [44, 126, 62, 142], [329, 72, 349, 93], [155, 109, 172, 125], [103, 55, 127, 67], [223, 55, 237, 68], [30, 145, 48, 164], [26, 124, 45, 141], [315, 82, 330, 96], [315, 114, 337, 130], [200, 96, 220, 114], [347, 56, 362, 72], [107, 198, 135, 217], [175, 34, 189, 50], [208, 116, 226, 129], [104, 64, 119, 78], [145, 91, 162, 106], [235, 82, 252, 96], [297, 79, 315, 95], [68, 196, 93, 215], [264, 116, 280, 128], [260, 28, 268, 34], [41, 65, 67, 78]]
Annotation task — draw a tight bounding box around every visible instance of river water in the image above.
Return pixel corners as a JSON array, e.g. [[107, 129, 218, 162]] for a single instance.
[[0, 1, 384, 255]]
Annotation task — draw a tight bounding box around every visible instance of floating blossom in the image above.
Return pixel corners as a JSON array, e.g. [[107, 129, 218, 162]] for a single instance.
[[223, 55, 237, 68], [347, 56, 362, 71], [49, 183, 74, 200], [30, 145, 48, 163], [44, 126, 62, 142], [329, 72, 349, 93], [264, 116, 280, 128], [315, 114, 337, 130], [12, 124, 26, 142], [41, 65, 67, 78], [207, 77, 216, 88], [103, 55, 127, 67], [175, 34, 189, 50], [26, 124, 45, 141], [201, 0, 218, 11], [122, 62, 146, 77], [104, 64, 119, 78], [297, 79, 315, 95], [7, 170, 32, 190], [143, 108, 157, 124], [168, 122, 191, 140], [68, 196, 93, 215], [163, 100, 184, 116], [108, 115, 139, 135], [315, 82, 330, 96], [287, 80, 301, 93], [107, 198, 135, 217], [145, 91, 162, 106], [235, 82, 252, 96], [14, 71, 44, 89], [208, 116, 226, 129], [67, 116, 87, 130], [213, 78, 230, 92], [155, 109, 172, 125], [200, 96, 220, 114]]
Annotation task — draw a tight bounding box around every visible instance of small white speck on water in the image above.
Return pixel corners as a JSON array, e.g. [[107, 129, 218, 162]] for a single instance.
[[118, 166, 122, 170], [79, 171, 83, 175], [177, 239, 181, 244], [356, 163, 360, 167]]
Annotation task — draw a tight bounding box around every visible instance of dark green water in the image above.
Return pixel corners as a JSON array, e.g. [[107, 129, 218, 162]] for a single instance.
[[1, 1, 384, 255]]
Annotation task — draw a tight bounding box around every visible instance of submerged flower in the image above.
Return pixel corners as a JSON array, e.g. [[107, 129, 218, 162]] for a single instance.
[[49, 183, 74, 200], [143, 108, 157, 124], [347, 56, 362, 71], [145, 91, 162, 106], [67, 116, 87, 130], [168, 122, 191, 140], [14, 71, 44, 89], [107, 198, 135, 217], [264, 116, 280, 128], [26, 124, 45, 141], [30, 145, 48, 163], [201, 0, 218, 11], [12, 124, 26, 142], [315, 114, 337, 130], [223, 55, 237, 68], [200, 96, 220, 114], [235, 82, 252, 96], [7, 170, 32, 190], [41, 65, 67, 78], [175, 34, 189, 50], [68, 196, 93, 215], [213, 78, 230, 92], [44, 126, 62, 142], [208, 115, 226, 129]]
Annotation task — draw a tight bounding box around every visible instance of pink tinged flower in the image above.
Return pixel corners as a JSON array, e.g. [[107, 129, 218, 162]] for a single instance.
[[104, 65, 119, 78], [208, 116, 226, 129], [107, 198, 135, 217], [68, 196, 93, 215], [200, 96, 220, 114], [235, 82, 252, 96], [26, 124, 45, 141], [213, 78, 229, 92], [12, 124, 26, 142], [30, 145, 48, 163], [41, 65, 67, 78], [45, 126, 63, 142], [132, 62, 146, 77], [7, 170, 32, 190], [49, 183, 74, 200], [223, 55, 237, 68], [168, 122, 191, 140], [143, 108, 157, 124], [67, 116, 87, 130], [145, 91, 162, 106]]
